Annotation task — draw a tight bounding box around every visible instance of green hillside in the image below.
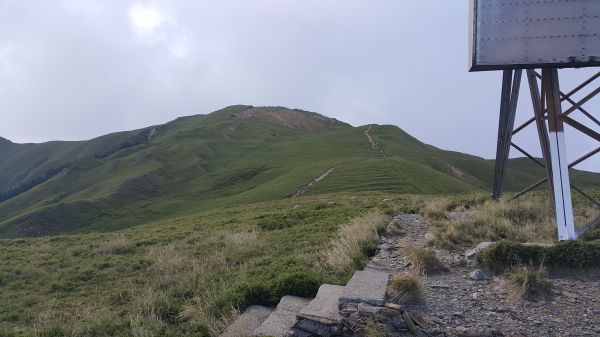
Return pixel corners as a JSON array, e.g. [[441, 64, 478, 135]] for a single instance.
[[1, 105, 598, 238]]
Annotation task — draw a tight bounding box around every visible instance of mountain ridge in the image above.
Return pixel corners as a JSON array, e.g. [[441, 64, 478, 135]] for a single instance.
[[0, 105, 598, 238]]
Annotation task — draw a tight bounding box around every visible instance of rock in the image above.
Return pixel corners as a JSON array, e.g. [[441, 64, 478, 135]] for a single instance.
[[465, 242, 495, 258], [253, 296, 311, 337], [466, 259, 478, 268], [220, 306, 274, 337], [357, 303, 382, 315], [293, 319, 338, 337], [293, 285, 347, 337], [298, 284, 344, 325], [470, 269, 486, 281], [384, 303, 404, 311], [339, 269, 389, 308]]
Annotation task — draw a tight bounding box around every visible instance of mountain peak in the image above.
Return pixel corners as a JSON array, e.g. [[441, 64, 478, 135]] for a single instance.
[[232, 106, 349, 132], [0, 136, 12, 145]]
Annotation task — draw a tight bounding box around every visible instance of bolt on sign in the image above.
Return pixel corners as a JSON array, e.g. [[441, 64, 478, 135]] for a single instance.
[[469, 0, 600, 71]]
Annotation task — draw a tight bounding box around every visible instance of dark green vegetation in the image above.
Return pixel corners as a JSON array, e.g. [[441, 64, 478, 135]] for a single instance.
[[1, 105, 599, 237], [477, 239, 600, 273]]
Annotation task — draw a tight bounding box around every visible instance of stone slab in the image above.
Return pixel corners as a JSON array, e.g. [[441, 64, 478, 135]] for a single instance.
[[465, 242, 495, 258], [298, 284, 344, 325], [220, 306, 274, 337], [253, 296, 311, 337], [339, 268, 389, 308]]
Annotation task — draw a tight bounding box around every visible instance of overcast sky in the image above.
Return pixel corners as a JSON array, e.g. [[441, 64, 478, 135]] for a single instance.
[[0, 0, 598, 171]]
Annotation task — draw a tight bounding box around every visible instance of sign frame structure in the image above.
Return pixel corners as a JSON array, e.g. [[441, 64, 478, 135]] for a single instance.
[[468, 1, 600, 241], [469, 0, 600, 72]]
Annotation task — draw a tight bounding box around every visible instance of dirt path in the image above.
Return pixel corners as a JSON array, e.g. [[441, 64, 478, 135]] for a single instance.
[[291, 164, 342, 198], [364, 125, 379, 151], [364, 125, 386, 157], [368, 214, 600, 337]]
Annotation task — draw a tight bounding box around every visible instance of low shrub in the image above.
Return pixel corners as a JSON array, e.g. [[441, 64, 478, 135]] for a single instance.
[[477, 240, 600, 273], [476, 241, 546, 273], [274, 271, 321, 299]]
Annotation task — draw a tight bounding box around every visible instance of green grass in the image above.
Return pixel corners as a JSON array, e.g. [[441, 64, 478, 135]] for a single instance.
[[0, 193, 400, 336], [0, 106, 599, 336], [1, 106, 599, 237]]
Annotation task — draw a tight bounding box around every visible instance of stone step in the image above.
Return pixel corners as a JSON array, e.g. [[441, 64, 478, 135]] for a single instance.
[[339, 268, 390, 308], [293, 285, 344, 337], [253, 296, 312, 337], [220, 306, 274, 337]]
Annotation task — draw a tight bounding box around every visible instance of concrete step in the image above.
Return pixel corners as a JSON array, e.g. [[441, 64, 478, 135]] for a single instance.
[[253, 296, 311, 337], [293, 284, 344, 337], [220, 306, 274, 337], [339, 268, 389, 308]]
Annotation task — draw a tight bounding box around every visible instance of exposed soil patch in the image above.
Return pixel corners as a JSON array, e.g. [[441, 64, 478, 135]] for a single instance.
[[234, 107, 345, 132], [367, 214, 600, 337]]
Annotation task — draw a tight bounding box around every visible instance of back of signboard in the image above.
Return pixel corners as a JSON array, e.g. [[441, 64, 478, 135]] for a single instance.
[[469, 0, 600, 71]]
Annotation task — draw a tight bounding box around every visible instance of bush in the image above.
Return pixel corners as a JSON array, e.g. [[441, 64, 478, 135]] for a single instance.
[[580, 229, 600, 241], [476, 241, 546, 273], [477, 240, 600, 273], [274, 271, 320, 299]]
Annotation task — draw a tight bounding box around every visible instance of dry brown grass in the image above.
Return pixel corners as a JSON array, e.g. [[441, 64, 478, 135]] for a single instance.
[[320, 212, 389, 276], [407, 247, 448, 275], [421, 198, 451, 220], [432, 199, 555, 250], [387, 273, 423, 304], [33, 299, 114, 337], [92, 235, 135, 256], [353, 317, 387, 337], [430, 194, 600, 251], [505, 266, 553, 301]]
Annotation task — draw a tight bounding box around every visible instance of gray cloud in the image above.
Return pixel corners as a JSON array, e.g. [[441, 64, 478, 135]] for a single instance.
[[0, 0, 597, 171]]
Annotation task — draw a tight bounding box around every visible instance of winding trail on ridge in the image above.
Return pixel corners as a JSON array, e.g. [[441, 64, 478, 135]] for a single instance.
[[291, 164, 343, 198], [364, 125, 386, 157]]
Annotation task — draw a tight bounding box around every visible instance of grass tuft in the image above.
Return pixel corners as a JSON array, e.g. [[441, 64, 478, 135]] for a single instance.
[[387, 273, 423, 304], [407, 247, 447, 275], [505, 266, 552, 300]]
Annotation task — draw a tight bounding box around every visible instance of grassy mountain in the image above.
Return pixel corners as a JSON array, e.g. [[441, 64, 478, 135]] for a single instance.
[[0, 105, 598, 237]]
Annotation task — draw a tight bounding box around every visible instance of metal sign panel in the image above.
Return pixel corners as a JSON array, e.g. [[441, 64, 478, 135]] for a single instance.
[[469, 0, 600, 71]]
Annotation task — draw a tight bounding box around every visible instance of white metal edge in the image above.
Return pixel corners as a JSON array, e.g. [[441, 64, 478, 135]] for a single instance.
[[468, 0, 476, 71], [556, 132, 576, 239], [548, 131, 576, 240]]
